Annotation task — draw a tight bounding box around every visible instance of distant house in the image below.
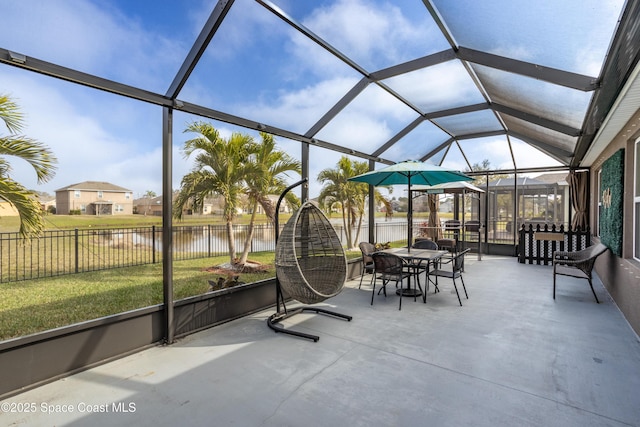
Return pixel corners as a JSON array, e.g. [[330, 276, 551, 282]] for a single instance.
[[133, 192, 216, 217], [55, 181, 133, 215], [136, 193, 292, 217], [133, 195, 163, 216], [0, 201, 19, 216], [0, 194, 56, 216], [39, 195, 57, 212], [253, 194, 293, 215]]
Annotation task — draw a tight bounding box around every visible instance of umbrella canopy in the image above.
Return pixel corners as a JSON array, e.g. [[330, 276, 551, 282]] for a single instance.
[[348, 160, 473, 187], [349, 161, 473, 250], [411, 181, 485, 194]]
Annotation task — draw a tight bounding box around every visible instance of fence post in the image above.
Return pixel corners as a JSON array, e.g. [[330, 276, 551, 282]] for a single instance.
[[152, 225, 156, 264], [207, 224, 211, 258], [74, 228, 79, 273], [518, 226, 524, 263]]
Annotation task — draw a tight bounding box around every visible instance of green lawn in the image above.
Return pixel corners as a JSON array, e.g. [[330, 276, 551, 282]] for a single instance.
[[0, 249, 366, 342], [0, 252, 277, 341], [0, 209, 401, 341]]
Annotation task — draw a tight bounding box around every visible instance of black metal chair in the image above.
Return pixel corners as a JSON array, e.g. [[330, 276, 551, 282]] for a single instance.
[[427, 248, 471, 306], [553, 243, 608, 303], [358, 242, 377, 289], [409, 239, 439, 291], [371, 252, 416, 310], [413, 239, 438, 250], [436, 238, 457, 255]]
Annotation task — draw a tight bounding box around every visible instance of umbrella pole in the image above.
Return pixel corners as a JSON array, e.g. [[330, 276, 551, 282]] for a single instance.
[[407, 175, 412, 252]]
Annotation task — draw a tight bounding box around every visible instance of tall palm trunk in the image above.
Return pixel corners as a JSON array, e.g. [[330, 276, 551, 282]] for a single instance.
[[238, 202, 258, 267], [352, 211, 364, 248], [346, 200, 357, 249], [341, 203, 350, 247], [226, 219, 236, 265]]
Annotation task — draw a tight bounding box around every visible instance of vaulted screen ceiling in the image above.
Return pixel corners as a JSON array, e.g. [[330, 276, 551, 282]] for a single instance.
[[2, 0, 639, 175]]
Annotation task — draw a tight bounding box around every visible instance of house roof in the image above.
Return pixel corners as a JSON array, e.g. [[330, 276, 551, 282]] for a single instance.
[[55, 181, 132, 193], [487, 176, 559, 189], [133, 195, 163, 205], [531, 173, 570, 185]]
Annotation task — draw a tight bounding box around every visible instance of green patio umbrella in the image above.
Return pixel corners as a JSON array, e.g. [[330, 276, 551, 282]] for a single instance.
[[348, 160, 473, 250]]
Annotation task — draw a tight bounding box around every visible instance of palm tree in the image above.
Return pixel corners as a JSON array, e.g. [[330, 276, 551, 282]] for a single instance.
[[318, 156, 390, 249], [174, 122, 251, 265], [0, 94, 57, 238], [238, 132, 301, 266], [142, 190, 156, 216]]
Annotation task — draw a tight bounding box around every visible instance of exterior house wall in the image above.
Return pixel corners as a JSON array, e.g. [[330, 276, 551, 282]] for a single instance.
[[589, 108, 640, 336], [54, 191, 72, 215], [40, 198, 56, 212], [134, 197, 163, 216], [0, 201, 19, 216], [55, 182, 133, 215]]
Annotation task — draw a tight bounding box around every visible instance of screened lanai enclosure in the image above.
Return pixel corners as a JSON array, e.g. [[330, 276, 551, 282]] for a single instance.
[[2, 0, 640, 398], [2, 0, 635, 230], [487, 175, 570, 240], [2, 0, 634, 187]]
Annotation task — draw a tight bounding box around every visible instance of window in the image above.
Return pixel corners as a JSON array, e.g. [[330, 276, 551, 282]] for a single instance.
[[80, 204, 86, 213], [125, 192, 130, 199], [634, 138, 640, 261], [74, 190, 80, 198], [115, 204, 123, 212], [97, 191, 103, 198]]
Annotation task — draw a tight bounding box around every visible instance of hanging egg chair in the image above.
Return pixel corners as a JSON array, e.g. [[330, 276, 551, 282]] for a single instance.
[[276, 201, 347, 304]]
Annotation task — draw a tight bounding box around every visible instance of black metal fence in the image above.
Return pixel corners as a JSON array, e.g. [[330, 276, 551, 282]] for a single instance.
[[6, 219, 545, 283], [0, 221, 414, 283], [0, 224, 279, 283], [517, 224, 591, 265]]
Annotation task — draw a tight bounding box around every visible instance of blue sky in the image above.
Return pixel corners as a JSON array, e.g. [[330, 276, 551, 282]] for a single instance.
[[0, 0, 625, 199]]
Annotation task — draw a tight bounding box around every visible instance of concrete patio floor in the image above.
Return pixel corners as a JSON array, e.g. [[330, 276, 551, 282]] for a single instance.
[[2, 255, 640, 426]]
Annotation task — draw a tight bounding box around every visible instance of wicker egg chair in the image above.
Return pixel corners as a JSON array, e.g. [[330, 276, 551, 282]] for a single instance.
[[268, 194, 352, 342], [276, 201, 347, 304]]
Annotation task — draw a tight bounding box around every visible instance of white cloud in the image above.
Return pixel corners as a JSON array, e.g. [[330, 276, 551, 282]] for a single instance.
[[1, 69, 192, 198], [1, 0, 184, 91], [384, 61, 482, 111], [238, 77, 360, 133], [298, 0, 432, 69]]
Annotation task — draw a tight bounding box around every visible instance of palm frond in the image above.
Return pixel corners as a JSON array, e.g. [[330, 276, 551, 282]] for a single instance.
[[0, 95, 24, 134], [0, 178, 45, 238], [0, 135, 58, 182]]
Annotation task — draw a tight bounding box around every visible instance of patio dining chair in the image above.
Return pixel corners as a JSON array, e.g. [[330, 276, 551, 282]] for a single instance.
[[427, 248, 471, 306], [409, 239, 439, 291], [552, 243, 608, 303], [371, 252, 416, 310], [436, 238, 457, 255], [413, 239, 438, 250], [358, 241, 377, 289]]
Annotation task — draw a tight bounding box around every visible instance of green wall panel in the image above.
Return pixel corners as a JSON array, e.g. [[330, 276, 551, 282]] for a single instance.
[[599, 149, 624, 256]]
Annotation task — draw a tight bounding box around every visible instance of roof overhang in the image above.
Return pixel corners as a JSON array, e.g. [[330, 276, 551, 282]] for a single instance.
[[581, 60, 640, 166]]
